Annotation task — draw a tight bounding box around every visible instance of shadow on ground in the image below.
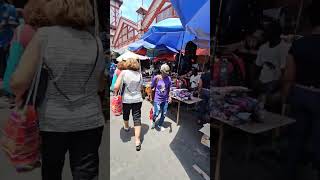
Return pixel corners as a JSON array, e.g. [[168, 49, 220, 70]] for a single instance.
[[120, 123, 149, 143], [166, 103, 211, 180]]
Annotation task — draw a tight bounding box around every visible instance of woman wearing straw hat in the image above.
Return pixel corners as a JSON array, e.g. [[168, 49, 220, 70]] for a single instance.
[[151, 63, 172, 131]]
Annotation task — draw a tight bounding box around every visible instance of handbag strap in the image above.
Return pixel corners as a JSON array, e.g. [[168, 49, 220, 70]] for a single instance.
[[24, 50, 43, 107], [16, 24, 23, 42], [117, 72, 124, 96], [83, 36, 99, 87]]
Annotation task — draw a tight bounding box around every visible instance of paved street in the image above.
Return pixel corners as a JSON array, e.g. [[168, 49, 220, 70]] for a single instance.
[[110, 100, 210, 180], [0, 97, 210, 180], [0, 97, 108, 180]]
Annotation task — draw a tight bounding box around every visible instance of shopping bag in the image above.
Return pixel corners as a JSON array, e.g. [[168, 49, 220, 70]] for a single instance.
[[111, 95, 122, 116], [0, 52, 43, 172], [111, 76, 123, 116], [149, 107, 153, 121]]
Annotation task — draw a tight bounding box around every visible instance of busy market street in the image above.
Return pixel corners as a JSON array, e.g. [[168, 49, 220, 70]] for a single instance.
[[110, 99, 210, 180]]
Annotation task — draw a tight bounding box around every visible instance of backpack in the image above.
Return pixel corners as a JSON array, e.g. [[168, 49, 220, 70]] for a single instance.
[[3, 25, 24, 94]]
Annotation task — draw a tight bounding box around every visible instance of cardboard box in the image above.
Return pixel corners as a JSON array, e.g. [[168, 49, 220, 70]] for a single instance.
[[201, 134, 210, 148]]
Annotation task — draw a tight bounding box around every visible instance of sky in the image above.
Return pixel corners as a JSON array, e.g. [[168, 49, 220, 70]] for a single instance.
[[120, 0, 153, 23]]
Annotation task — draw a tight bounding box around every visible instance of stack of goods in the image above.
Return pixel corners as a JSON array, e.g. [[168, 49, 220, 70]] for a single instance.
[[170, 88, 192, 101], [210, 86, 263, 125]]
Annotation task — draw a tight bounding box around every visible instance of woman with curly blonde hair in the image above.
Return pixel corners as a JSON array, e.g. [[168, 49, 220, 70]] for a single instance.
[[114, 58, 143, 151], [11, 0, 105, 179]]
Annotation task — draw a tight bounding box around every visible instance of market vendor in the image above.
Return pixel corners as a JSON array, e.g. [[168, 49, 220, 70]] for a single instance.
[[196, 66, 210, 124], [283, 1, 320, 179], [189, 67, 201, 92], [255, 21, 290, 105]]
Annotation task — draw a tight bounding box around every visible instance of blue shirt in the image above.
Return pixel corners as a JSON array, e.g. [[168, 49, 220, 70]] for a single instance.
[[0, 3, 18, 47], [109, 62, 116, 78]]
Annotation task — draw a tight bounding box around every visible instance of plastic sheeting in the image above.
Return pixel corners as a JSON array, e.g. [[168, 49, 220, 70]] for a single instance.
[[185, 0, 210, 48], [116, 50, 149, 62], [141, 18, 195, 50], [170, 0, 210, 48], [170, 0, 208, 27]]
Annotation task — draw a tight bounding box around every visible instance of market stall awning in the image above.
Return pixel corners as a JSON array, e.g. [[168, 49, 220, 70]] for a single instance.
[[141, 18, 195, 50], [128, 39, 156, 52], [170, 0, 210, 48], [185, 0, 210, 48], [169, 0, 208, 27], [116, 50, 149, 62], [196, 48, 210, 56], [153, 53, 176, 63], [146, 44, 178, 57]]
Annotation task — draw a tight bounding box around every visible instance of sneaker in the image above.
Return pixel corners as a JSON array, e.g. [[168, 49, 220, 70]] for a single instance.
[[158, 126, 166, 132], [151, 121, 155, 129]]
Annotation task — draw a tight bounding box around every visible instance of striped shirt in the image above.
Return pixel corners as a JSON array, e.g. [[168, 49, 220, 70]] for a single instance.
[[121, 70, 143, 104], [37, 26, 105, 132]]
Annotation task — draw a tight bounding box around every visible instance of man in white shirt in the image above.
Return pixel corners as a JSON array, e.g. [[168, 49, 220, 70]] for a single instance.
[[255, 22, 290, 94], [189, 68, 201, 91]]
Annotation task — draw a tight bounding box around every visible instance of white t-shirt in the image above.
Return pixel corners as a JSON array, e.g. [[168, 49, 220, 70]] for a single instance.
[[256, 40, 290, 83], [190, 74, 201, 88], [121, 70, 143, 104]]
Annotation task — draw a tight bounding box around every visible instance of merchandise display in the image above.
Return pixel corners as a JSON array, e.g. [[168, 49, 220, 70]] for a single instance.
[[210, 86, 263, 125], [170, 88, 192, 100]]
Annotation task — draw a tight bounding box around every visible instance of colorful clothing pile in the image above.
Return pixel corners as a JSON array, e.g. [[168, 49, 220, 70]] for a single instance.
[[210, 87, 262, 125], [170, 88, 192, 101]]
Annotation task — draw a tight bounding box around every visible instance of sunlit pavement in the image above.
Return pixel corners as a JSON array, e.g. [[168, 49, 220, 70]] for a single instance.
[[110, 100, 210, 180], [0, 96, 108, 180], [0, 96, 210, 180]]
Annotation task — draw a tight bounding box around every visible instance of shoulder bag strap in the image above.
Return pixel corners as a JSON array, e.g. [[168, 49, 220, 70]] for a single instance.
[[117, 71, 124, 96], [16, 24, 23, 42], [83, 0, 100, 87], [83, 36, 99, 87]]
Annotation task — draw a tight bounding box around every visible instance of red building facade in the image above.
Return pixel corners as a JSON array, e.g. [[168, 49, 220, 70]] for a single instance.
[[112, 0, 178, 50]]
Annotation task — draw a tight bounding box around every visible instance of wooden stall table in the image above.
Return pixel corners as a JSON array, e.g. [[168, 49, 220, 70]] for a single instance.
[[212, 111, 295, 180], [171, 96, 202, 125]]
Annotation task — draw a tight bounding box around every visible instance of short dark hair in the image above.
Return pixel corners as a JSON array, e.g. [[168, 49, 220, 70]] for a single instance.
[[309, 1, 320, 27], [266, 21, 282, 37]]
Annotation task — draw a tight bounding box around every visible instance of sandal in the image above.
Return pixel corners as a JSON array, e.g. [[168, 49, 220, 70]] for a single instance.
[[136, 143, 141, 151], [123, 127, 130, 132]]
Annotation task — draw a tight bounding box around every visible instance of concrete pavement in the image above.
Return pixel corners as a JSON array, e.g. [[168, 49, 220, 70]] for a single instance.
[[0, 97, 210, 180], [110, 100, 210, 180]]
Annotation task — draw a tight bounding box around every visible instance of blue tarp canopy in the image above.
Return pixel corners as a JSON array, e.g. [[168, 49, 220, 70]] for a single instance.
[[169, 0, 208, 27], [128, 39, 178, 55], [170, 0, 210, 48], [128, 39, 155, 51], [146, 44, 178, 57], [141, 18, 195, 50]]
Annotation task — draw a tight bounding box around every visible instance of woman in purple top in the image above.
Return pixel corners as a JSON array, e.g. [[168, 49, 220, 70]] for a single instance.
[[151, 63, 172, 131]]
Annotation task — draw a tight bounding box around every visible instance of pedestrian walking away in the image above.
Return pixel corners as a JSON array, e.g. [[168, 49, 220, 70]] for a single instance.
[[114, 58, 143, 151]]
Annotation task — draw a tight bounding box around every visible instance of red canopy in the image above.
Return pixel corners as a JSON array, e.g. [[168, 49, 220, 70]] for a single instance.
[[153, 53, 176, 62], [133, 48, 147, 56], [196, 48, 210, 56]]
